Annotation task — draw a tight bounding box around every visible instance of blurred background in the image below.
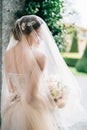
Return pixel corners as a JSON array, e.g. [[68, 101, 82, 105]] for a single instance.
[[0, 0, 87, 129]]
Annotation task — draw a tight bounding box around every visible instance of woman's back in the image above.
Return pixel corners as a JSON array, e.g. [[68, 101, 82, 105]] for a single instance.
[[4, 43, 46, 101], [5, 43, 46, 75], [2, 45, 56, 130]]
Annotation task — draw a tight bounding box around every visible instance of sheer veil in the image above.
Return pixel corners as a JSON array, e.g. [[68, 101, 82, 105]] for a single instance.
[[1, 15, 87, 129], [1, 35, 18, 115]]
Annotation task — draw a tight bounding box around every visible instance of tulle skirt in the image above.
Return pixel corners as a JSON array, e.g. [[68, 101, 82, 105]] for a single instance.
[[1, 93, 87, 130], [1, 95, 58, 130]]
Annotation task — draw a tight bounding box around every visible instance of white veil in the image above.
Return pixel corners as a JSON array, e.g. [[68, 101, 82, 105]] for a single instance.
[[37, 18, 87, 127], [1, 35, 18, 116], [1, 15, 87, 129]]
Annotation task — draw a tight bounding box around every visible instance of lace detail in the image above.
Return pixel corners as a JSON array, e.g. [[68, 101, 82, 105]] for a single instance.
[[8, 73, 30, 95]]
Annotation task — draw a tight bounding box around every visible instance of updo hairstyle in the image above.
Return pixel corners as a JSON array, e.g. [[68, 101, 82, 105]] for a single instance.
[[12, 15, 43, 41]]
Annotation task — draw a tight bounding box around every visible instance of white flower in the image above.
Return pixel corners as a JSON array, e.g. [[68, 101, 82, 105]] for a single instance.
[[27, 21, 36, 27], [27, 22, 31, 27], [21, 21, 36, 31], [47, 74, 69, 100]]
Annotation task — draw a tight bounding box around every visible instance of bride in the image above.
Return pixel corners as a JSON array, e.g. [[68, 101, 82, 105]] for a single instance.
[[1, 15, 87, 130]]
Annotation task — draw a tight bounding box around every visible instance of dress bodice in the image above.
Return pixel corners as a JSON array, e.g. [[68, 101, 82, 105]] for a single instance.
[[8, 73, 30, 95]]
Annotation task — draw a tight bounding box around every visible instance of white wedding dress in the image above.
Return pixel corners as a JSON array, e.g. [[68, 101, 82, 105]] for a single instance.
[[1, 72, 57, 130], [1, 15, 87, 130]]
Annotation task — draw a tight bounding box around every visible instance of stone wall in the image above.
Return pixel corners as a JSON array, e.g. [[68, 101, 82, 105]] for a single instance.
[[0, 0, 24, 118], [1, 0, 23, 89], [0, 0, 2, 88], [2, 0, 24, 53]]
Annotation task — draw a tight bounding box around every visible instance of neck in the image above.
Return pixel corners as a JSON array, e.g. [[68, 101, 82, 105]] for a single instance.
[[20, 35, 32, 46]]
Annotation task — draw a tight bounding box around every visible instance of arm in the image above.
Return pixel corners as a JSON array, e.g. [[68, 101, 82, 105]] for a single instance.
[[34, 51, 46, 71], [26, 62, 41, 103], [26, 51, 46, 103]]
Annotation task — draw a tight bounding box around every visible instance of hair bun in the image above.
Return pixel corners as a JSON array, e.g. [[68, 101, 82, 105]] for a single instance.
[[12, 15, 43, 40]]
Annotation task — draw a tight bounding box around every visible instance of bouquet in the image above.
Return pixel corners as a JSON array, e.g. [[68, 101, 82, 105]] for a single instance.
[[47, 75, 69, 108]]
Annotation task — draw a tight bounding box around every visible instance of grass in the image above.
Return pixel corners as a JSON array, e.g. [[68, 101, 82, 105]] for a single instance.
[[62, 52, 81, 59], [61, 52, 87, 76], [69, 67, 87, 76]]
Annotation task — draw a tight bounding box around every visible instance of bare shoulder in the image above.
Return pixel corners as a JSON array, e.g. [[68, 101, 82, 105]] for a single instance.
[[33, 50, 46, 71], [4, 44, 18, 61], [4, 46, 14, 60]]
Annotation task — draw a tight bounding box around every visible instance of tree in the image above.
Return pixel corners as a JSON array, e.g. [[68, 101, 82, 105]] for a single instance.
[[15, 0, 63, 34], [76, 45, 87, 73], [70, 30, 78, 52], [15, 0, 65, 50]]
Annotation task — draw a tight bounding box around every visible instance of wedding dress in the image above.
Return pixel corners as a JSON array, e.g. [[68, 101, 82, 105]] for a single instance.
[[1, 15, 87, 130], [1, 72, 58, 130]]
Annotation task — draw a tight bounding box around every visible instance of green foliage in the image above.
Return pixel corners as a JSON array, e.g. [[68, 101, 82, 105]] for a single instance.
[[54, 24, 67, 52], [15, 0, 65, 50], [76, 57, 87, 73], [62, 52, 80, 67], [15, 0, 64, 34], [70, 30, 78, 52], [64, 57, 78, 67], [65, 24, 75, 35], [83, 45, 87, 57], [70, 67, 87, 76], [76, 45, 87, 73]]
